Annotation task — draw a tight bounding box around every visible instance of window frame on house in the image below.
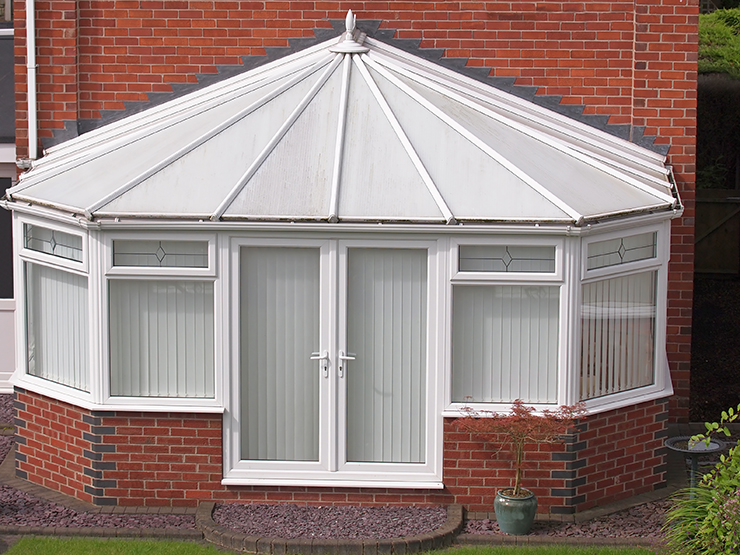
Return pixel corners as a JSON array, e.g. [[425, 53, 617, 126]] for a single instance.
[[14, 214, 94, 403], [100, 232, 222, 410], [443, 236, 569, 414], [577, 222, 672, 413]]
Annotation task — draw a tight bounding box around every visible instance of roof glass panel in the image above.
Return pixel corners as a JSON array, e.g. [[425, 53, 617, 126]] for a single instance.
[[337, 59, 443, 221], [101, 66, 325, 217], [386, 67, 672, 216], [368, 64, 571, 221], [222, 60, 343, 219]]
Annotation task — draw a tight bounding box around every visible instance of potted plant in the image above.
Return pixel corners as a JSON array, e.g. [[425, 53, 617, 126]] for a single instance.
[[457, 399, 586, 535]]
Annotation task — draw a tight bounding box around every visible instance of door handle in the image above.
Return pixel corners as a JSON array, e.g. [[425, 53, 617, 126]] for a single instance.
[[310, 350, 329, 378], [338, 350, 355, 378]]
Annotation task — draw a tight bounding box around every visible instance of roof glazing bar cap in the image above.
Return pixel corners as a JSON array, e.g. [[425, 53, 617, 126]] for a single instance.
[[330, 10, 369, 54]]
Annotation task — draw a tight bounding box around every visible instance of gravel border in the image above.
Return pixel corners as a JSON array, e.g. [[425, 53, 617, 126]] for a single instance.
[[199, 502, 464, 554]]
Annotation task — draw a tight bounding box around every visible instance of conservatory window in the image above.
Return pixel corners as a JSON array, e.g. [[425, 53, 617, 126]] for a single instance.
[[25, 262, 89, 391], [24, 224, 83, 262], [580, 271, 657, 400], [587, 232, 656, 270], [451, 285, 559, 404], [580, 231, 662, 402], [459, 245, 555, 273], [450, 241, 561, 405], [113, 240, 208, 268], [108, 238, 215, 399]]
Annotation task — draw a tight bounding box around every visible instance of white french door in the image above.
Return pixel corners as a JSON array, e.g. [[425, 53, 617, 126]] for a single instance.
[[225, 238, 442, 488]]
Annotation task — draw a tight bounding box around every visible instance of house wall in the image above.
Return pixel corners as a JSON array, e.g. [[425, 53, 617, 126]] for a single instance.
[[15, 388, 669, 513], [11, 1, 698, 422]]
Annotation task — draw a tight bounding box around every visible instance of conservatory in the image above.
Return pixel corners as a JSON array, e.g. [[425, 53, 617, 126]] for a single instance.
[[5, 16, 678, 492]]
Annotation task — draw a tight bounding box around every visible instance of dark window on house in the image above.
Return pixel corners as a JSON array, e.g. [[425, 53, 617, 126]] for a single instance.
[[0, 0, 11, 23], [0, 178, 12, 298]]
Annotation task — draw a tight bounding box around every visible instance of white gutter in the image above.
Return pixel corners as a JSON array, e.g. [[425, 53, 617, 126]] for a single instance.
[[25, 0, 37, 161]]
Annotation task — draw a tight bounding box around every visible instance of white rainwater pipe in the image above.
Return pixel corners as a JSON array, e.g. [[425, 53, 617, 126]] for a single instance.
[[25, 0, 37, 161]]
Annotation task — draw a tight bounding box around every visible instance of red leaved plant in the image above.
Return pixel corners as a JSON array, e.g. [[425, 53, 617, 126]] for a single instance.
[[457, 399, 587, 497]]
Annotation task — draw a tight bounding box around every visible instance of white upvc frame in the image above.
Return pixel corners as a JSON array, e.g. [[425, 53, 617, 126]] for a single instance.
[[106, 232, 217, 277], [577, 221, 673, 413], [17, 213, 89, 273], [223, 236, 444, 488], [443, 236, 568, 414], [12, 213, 95, 406], [100, 231, 222, 410]]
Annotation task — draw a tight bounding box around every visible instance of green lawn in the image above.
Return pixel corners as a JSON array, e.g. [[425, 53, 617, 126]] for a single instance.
[[4, 537, 228, 555], [4, 539, 658, 555]]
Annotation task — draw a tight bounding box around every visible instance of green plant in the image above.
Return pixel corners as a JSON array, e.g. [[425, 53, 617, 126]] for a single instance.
[[663, 403, 740, 554], [456, 399, 586, 497], [699, 9, 740, 79], [696, 156, 730, 189]]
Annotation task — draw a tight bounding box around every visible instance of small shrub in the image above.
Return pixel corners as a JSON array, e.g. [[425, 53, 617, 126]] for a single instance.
[[663, 404, 740, 554], [455, 400, 585, 497], [700, 9, 740, 78]]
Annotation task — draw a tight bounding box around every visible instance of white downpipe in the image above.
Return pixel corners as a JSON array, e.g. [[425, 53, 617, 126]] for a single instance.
[[26, 0, 37, 160]]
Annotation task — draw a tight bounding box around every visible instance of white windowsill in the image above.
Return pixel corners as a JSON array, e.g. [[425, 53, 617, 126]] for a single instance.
[[222, 477, 445, 489], [13, 374, 225, 413]]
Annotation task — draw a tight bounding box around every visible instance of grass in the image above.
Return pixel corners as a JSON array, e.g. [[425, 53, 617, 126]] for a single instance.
[[3, 539, 658, 555], [4, 537, 228, 555]]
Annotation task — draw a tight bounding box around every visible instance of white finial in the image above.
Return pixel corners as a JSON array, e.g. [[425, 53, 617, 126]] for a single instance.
[[345, 10, 356, 34], [330, 8, 369, 53]]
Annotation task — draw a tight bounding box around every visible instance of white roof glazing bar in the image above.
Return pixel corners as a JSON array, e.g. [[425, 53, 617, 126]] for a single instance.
[[46, 45, 336, 157], [211, 53, 344, 221], [365, 37, 666, 168], [371, 54, 675, 205], [354, 54, 456, 225], [363, 55, 584, 223], [81, 57, 337, 219], [328, 55, 353, 222], [15, 51, 336, 189]]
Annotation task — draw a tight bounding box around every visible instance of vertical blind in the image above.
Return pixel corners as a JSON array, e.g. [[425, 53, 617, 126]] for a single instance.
[[580, 271, 656, 400], [240, 247, 320, 462], [452, 285, 559, 404], [109, 280, 215, 397], [26, 263, 89, 391], [346, 248, 427, 464]]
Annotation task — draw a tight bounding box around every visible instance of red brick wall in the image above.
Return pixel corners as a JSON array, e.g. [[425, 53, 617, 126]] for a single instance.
[[15, 389, 669, 513], [12, 1, 697, 420]]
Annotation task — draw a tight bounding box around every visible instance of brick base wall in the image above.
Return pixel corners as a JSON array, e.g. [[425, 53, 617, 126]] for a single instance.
[[15, 388, 668, 513]]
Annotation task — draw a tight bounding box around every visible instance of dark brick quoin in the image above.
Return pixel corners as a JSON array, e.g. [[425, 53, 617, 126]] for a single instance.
[[12, 2, 698, 423], [16, 389, 669, 513]]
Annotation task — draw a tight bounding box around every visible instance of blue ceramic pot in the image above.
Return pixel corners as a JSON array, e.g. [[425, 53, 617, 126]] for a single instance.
[[493, 489, 538, 535]]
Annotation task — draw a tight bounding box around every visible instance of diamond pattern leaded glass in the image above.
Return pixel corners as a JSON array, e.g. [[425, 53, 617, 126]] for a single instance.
[[459, 245, 555, 273], [587, 232, 657, 270], [113, 240, 208, 268], [24, 224, 83, 262]]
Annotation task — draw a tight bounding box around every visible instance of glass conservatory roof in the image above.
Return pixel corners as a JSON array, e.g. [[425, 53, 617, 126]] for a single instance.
[[8, 13, 678, 226]]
